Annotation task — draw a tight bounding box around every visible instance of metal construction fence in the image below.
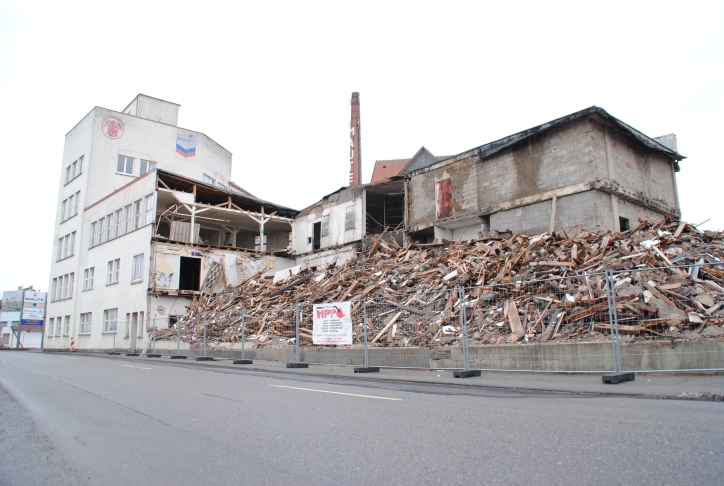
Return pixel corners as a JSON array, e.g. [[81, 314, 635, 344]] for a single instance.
[[135, 262, 724, 373]]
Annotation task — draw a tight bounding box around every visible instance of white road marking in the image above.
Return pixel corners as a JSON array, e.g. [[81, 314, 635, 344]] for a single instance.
[[121, 365, 152, 370], [62, 357, 78, 360], [270, 385, 401, 401]]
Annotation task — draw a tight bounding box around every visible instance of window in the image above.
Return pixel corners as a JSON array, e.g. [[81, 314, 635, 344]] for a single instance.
[[115, 209, 123, 237], [53, 273, 74, 300], [65, 156, 83, 184], [144, 194, 154, 225], [140, 160, 156, 175], [83, 267, 94, 290], [61, 191, 80, 222], [69, 232, 75, 256], [103, 309, 118, 333], [117, 155, 134, 175], [57, 238, 63, 261], [321, 214, 330, 238], [47, 318, 54, 337], [58, 232, 76, 260], [345, 206, 355, 231], [203, 173, 216, 185], [133, 200, 142, 229], [619, 217, 630, 231], [80, 313, 92, 334], [56, 317, 62, 336], [132, 254, 144, 282], [107, 259, 120, 284], [90, 222, 97, 247], [98, 218, 105, 244], [106, 214, 113, 241], [124, 205, 132, 233], [63, 316, 70, 336]]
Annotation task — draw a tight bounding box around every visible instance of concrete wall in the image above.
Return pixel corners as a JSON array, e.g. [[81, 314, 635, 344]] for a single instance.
[[294, 187, 365, 253], [80, 106, 231, 207], [407, 116, 677, 237]]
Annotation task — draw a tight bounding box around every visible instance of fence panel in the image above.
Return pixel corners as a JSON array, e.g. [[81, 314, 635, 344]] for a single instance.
[[463, 273, 617, 372], [609, 263, 724, 372], [296, 302, 366, 366], [364, 287, 461, 369]]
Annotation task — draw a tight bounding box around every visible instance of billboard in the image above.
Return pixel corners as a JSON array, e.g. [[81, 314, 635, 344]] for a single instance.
[[1, 290, 22, 313], [21, 291, 46, 328], [312, 302, 353, 345]]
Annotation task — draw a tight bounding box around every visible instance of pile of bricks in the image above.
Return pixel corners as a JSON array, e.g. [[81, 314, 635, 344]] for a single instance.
[[157, 215, 724, 348]]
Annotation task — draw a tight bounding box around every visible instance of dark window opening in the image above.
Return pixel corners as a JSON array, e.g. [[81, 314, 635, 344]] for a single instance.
[[312, 222, 321, 250], [619, 217, 630, 231], [179, 257, 201, 291], [365, 192, 404, 235], [169, 315, 179, 330], [156, 221, 170, 239]]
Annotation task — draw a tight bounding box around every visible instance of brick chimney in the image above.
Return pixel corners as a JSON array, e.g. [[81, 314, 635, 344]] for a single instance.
[[349, 92, 362, 186]]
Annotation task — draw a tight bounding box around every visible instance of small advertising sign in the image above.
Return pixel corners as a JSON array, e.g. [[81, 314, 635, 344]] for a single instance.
[[313, 302, 353, 345], [176, 134, 197, 158]]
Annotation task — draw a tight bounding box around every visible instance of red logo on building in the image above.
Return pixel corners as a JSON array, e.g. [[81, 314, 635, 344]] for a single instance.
[[101, 117, 124, 139]]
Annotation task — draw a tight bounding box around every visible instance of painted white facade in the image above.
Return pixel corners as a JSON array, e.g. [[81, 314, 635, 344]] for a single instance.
[[46, 95, 303, 352]]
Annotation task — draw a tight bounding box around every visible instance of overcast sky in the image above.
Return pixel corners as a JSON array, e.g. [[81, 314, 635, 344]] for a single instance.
[[0, 0, 722, 293]]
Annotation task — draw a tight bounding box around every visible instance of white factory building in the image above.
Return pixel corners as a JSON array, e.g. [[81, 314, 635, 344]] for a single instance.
[[44, 95, 307, 352]]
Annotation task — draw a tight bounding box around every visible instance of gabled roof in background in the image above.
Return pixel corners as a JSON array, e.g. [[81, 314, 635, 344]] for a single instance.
[[407, 106, 686, 176], [229, 181, 256, 198], [370, 148, 450, 182], [370, 159, 409, 183]]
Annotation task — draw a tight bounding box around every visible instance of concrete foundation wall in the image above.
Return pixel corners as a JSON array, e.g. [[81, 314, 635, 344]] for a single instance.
[[71, 340, 724, 372]]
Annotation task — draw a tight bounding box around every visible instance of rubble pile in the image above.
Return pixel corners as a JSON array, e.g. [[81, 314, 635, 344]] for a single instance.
[[157, 216, 724, 348]]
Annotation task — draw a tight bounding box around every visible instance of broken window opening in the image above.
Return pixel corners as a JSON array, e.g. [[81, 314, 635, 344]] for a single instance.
[[619, 217, 630, 231], [312, 222, 321, 250], [365, 192, 404, 235], [179, 257, 201, 291]]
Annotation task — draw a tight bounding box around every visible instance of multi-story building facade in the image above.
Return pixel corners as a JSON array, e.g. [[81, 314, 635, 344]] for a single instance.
[[45, 95, 298, 351]]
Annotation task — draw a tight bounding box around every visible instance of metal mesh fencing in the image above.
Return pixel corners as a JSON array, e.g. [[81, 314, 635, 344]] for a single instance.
[[364, 287, 460, 369], [462, 273, 617, 372], [609, 262, 724, 372]]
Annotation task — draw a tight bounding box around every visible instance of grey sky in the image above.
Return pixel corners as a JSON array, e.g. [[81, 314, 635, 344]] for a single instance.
[[0, 0, 721, 292]]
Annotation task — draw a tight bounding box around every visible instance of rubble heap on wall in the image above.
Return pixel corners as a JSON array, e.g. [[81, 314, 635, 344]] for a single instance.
[[156, 215, 724, 349]]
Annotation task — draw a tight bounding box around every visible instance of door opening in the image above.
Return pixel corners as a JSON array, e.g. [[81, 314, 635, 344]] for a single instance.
[[179, 257, 201, 291]]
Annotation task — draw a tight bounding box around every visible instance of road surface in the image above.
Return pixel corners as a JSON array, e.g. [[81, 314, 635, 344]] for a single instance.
[[1, 351, 722, 485]]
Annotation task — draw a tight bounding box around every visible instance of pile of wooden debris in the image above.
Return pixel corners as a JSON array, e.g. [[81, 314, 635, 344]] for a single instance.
[[156, 216, 724, 348]]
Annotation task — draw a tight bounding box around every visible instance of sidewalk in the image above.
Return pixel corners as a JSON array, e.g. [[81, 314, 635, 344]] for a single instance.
[[56, 351, 724, 401]]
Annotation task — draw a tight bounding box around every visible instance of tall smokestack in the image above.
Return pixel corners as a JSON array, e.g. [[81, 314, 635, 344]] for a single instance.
[[349, 92, 362, 186]]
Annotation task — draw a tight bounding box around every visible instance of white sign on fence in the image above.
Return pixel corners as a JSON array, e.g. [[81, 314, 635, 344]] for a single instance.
[[313, 302, 352, 345]]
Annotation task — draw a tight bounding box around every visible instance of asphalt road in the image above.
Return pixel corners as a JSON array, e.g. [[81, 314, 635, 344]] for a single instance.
[[1, 352, 723, 485]]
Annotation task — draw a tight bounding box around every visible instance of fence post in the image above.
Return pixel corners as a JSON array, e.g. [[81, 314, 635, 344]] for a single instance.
[[602, 269, 634, 383], [196, 313, 214, 361], [153, 319, 157, 353], [454, 286, 480, 378], [287, 303, 308, 368], [354, 299, 379, 373], [171, 316, 186, 359], [234, 308, 252, 364]]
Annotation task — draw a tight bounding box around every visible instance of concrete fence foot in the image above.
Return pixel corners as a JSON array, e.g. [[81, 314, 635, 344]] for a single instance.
[[453, 370, 481, 378], [354, 367, 380, 373], [146, 354, 161, 358], [286, 362, 309, 368], [125, 353, 139, 357], [602, 372, 636, 384], [108, 352, 121, 355], [170, 356, 187, 359], [233, 359, 253, 364], [196, 357, 215, 361]]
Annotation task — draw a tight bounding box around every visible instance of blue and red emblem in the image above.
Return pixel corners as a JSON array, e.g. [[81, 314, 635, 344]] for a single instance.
[[176, 134, 197, 158]]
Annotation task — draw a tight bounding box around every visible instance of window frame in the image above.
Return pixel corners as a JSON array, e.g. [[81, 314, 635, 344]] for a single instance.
[[132, 254, 144, 282], [47, 318, 54, 337], [117, 155, 134, 176], [107, 258, 120, 285], [79, 313, 92, 335], [103, 309, 118, 333]]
